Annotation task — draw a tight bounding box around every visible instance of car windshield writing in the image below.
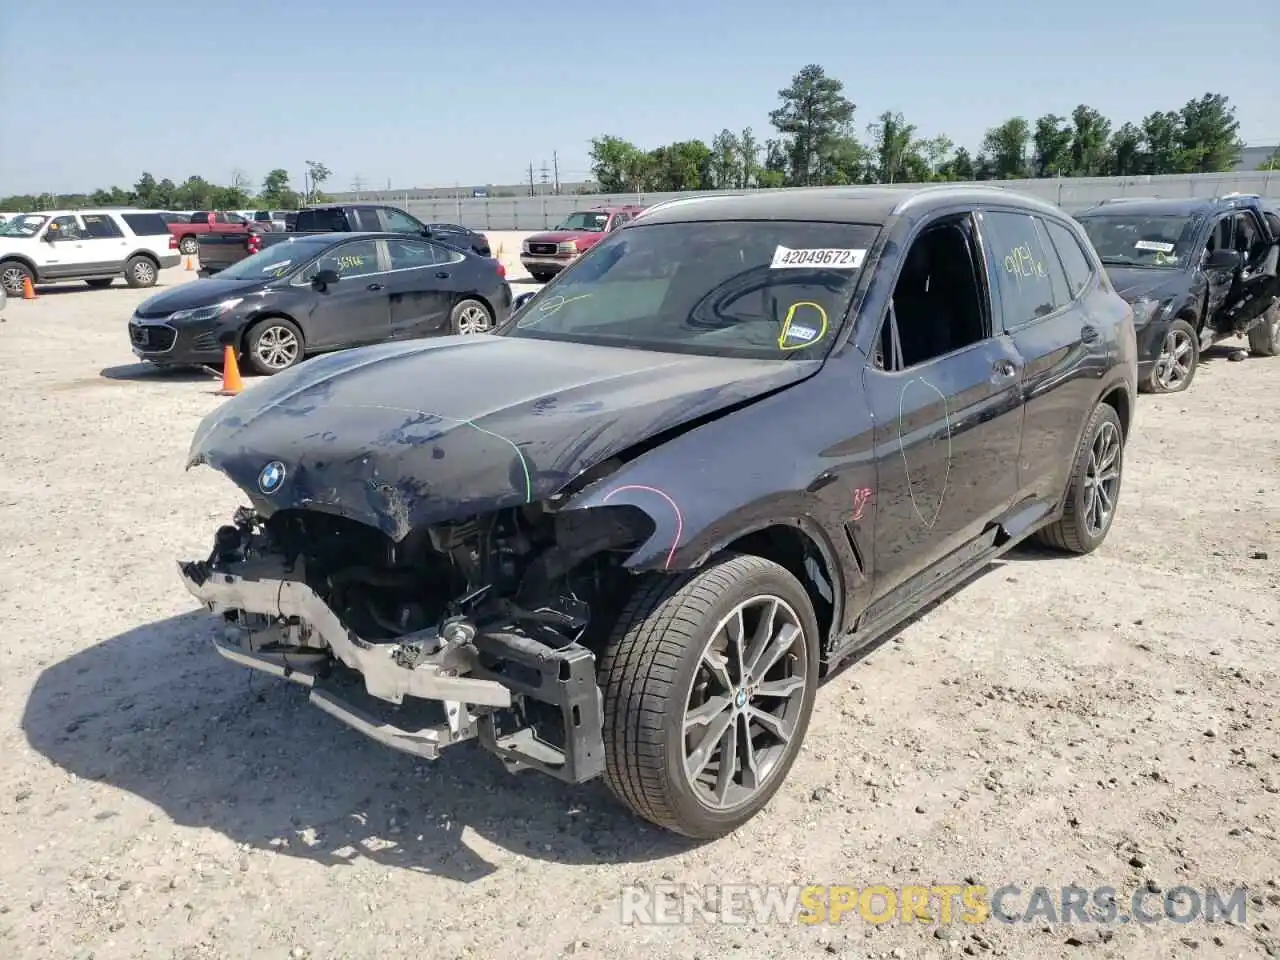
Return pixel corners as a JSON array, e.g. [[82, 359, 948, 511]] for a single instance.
[[0, 214, 49, 237], [500, 220, 879, 360], [1077, 214, 1196, 267], [556, 212, 610, 232], [217, 240, 329, 280]]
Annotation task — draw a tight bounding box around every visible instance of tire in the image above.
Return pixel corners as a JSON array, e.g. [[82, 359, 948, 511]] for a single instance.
[[178, 236, 198, 256], [600, 553, 820, 839], [530, 271, 554, 283], [1141, 318, 1199, 393], [1034, 402, 1125, 555], [244, 317, 304, 375], [0, 260, 33, 296], [1247, 300, 1280, 357], [450, 298, 493, 335], [85, 278, 113, 289], [124, 256, 159, 288]]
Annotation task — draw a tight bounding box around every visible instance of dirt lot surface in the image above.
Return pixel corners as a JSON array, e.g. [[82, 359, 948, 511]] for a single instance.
[[0, 264, 1277, 960]]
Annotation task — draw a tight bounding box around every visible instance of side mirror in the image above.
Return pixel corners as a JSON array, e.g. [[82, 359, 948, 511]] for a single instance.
[[1204, 249, 1242, 270], [512, 291, 537, 311], [312, 268, 340, 288]]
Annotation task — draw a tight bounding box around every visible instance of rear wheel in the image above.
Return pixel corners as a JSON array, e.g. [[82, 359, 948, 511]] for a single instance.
[[85, 278, 113, 289], [244, 317, 304, 375], [1142, 318, 1199, 393], [178, 236, 198, 255], [600, 553, 820, 839], [124, 256, 158, 288], [1034, 402, 1125, 555], [450, 298, 493, 335], [1247, 300, 1280, 357]]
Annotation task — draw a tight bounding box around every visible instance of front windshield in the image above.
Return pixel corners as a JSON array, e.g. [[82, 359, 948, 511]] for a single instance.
[[0, 214, 49, 238], [500, 219, 880, 360], [555, 211, 611, 232], [216, 239, 330, 281], [1076, 213, 1197, 268]]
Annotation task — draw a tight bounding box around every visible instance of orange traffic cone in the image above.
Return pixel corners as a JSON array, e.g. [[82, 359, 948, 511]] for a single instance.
[[22, 276, 36, 299], [216, 344, 244, 396], [185, 255, 195, 271]]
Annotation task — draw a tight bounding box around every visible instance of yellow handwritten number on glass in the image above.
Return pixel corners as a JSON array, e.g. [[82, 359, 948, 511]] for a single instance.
[[777, 301, 829, 351]]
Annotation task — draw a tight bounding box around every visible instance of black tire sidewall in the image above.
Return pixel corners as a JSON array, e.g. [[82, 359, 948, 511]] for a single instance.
[[1065, 404, 1124, 551], [245, 318, 303, 376], [1146, 318, 1199, 393], [656, 559, 820, 837]]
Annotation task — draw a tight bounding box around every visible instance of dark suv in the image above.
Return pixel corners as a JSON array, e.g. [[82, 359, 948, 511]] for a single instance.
[[1075, 194, 1280, 393], [177, 185, 1136, 839]]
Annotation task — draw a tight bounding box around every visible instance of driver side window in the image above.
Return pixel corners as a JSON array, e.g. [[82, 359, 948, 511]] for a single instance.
[[49, 215, 82, 240]]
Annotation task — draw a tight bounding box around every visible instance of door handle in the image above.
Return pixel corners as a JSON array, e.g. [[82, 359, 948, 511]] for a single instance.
[[435, 271, 450, 279], [992, 359, 1017, 379], [1080, 325, 1099, 343], [366, 282, 384, 291]]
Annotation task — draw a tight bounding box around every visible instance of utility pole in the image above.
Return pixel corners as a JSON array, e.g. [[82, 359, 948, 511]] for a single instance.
[[351, 174, 365, 200], [528, 162, 536, 197], [539, 161, 550, 193], [553, 151, 560, 195]]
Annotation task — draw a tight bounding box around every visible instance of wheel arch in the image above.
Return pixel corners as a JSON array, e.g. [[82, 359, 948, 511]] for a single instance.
[[125, 248, 160, 266], [1098, 381, 1132, 441], [0, 255, 40, 282]]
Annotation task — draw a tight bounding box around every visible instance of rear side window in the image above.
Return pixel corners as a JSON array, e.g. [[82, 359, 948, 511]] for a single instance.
[[351, 207, 382, 231], [1042, 218, 1095, 299], [294, 208, 348, 232], [121, 213, 169, 237], [81, 213, 124, 239], [378, 207, 425, 234], [980, 211, 1063, 328]]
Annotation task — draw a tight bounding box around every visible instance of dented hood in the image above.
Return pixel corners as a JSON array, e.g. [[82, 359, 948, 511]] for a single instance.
[[188, 334, 815, 539], [1105, 266, 1188, 305]]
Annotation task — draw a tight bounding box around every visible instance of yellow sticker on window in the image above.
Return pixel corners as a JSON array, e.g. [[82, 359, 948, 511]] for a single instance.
[[777, 301, 829, 350]]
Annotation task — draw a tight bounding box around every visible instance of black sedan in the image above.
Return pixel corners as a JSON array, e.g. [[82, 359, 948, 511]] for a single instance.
[[128, 231, 512, 375]]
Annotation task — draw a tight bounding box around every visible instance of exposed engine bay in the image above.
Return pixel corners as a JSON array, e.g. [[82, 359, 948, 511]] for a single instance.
[[179, 478, 654, 783]]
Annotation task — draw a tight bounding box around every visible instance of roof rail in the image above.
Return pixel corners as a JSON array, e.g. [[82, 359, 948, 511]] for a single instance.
[[1098, 196, 1162, 204], [1216, 192, 1260, 201]]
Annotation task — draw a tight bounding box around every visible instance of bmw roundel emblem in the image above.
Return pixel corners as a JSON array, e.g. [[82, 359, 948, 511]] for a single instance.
[[258, 460, 286, 494]]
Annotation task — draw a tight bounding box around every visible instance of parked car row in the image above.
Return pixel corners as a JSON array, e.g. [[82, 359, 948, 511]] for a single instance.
[[1073, 193, 1280, 388], [177, 183, 1278, 841]]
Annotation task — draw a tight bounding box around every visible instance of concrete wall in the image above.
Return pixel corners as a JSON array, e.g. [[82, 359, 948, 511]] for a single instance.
[[407, 171, 1280, 231]]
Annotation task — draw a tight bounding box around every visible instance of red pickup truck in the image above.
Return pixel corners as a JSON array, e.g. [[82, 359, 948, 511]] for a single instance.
[[519, 204, 645, 281], [169, 211, 260, 256]]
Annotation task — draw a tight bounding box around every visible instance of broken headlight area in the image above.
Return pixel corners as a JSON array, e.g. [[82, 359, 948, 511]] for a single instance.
[[178, 499, 654, 783]]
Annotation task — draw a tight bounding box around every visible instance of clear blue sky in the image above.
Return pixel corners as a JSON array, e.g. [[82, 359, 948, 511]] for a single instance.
[[1, 0, 1276, 195]]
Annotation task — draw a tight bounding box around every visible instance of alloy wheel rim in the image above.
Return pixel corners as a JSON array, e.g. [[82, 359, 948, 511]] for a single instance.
[[1, 267, 23, 293], [1082, 421, 1121, 537], [256, 326, 299, 369], [457, 304, 490, 334], [682, 594, 809, 810], [1155, 329, 1193, 389], [134, 261, 154, 284]]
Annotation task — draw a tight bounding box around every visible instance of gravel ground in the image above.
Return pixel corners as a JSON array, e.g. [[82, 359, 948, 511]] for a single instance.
[[0, 261, 1277, 960]]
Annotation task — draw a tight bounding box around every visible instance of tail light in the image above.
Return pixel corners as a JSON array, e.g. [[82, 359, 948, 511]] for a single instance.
[[494, 258, 506, 278], [168, 235, 178, 249], [247, 234, 262, 255]]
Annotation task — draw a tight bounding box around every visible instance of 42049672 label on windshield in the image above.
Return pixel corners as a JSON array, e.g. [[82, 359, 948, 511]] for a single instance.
[[770, 246, 866, 269]]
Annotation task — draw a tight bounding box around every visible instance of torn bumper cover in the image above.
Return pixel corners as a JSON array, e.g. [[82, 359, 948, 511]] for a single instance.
[[178, 558, 605, 783]]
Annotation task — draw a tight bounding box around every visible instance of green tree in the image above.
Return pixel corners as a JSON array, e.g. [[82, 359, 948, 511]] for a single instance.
[[1141, 111, 1183, 174], [646, 140, 712, 191], [1070, 105, 1112, 176], [1177, 93, 1243, 172], [134, 172, 158, 206], [258, 168, 300, 208], [982, 118, 1031, 179], [588, 135, 648, 192], [1032, 115, 1073, 177], [867, 111, 923, 184], [708, 129, 741, 189], [738, 127, 760, 187], [768, 64, 856, 186], [1258, 147, 1280, 171], [304, 160, 331, 203], [920, 134, 954, 180], [939, 146, 975, 181], [1109, 123, 1144, 175]]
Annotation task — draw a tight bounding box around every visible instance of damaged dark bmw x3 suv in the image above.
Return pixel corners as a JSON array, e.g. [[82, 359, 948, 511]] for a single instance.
[[178, 185, 1137, 839]]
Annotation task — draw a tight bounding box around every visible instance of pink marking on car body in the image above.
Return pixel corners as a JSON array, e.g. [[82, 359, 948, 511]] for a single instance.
[[602, 483, 685, 570]]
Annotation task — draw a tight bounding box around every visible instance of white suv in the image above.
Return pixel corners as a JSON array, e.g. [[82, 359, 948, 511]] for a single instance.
[[0, 209, 181, 295]]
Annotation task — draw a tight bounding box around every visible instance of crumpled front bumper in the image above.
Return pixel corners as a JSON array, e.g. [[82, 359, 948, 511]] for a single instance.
[[177, 558, 606, 781]]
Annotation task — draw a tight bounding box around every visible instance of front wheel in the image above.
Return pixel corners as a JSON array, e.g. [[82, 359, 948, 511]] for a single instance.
[[0, 260, 33, 296], [600, 553, 820, 839], [1247, 300, 1280, 357], [1034, 402, 1125, 555], [1142, 318, 1199, 393], [244, 317, 304, 375]]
